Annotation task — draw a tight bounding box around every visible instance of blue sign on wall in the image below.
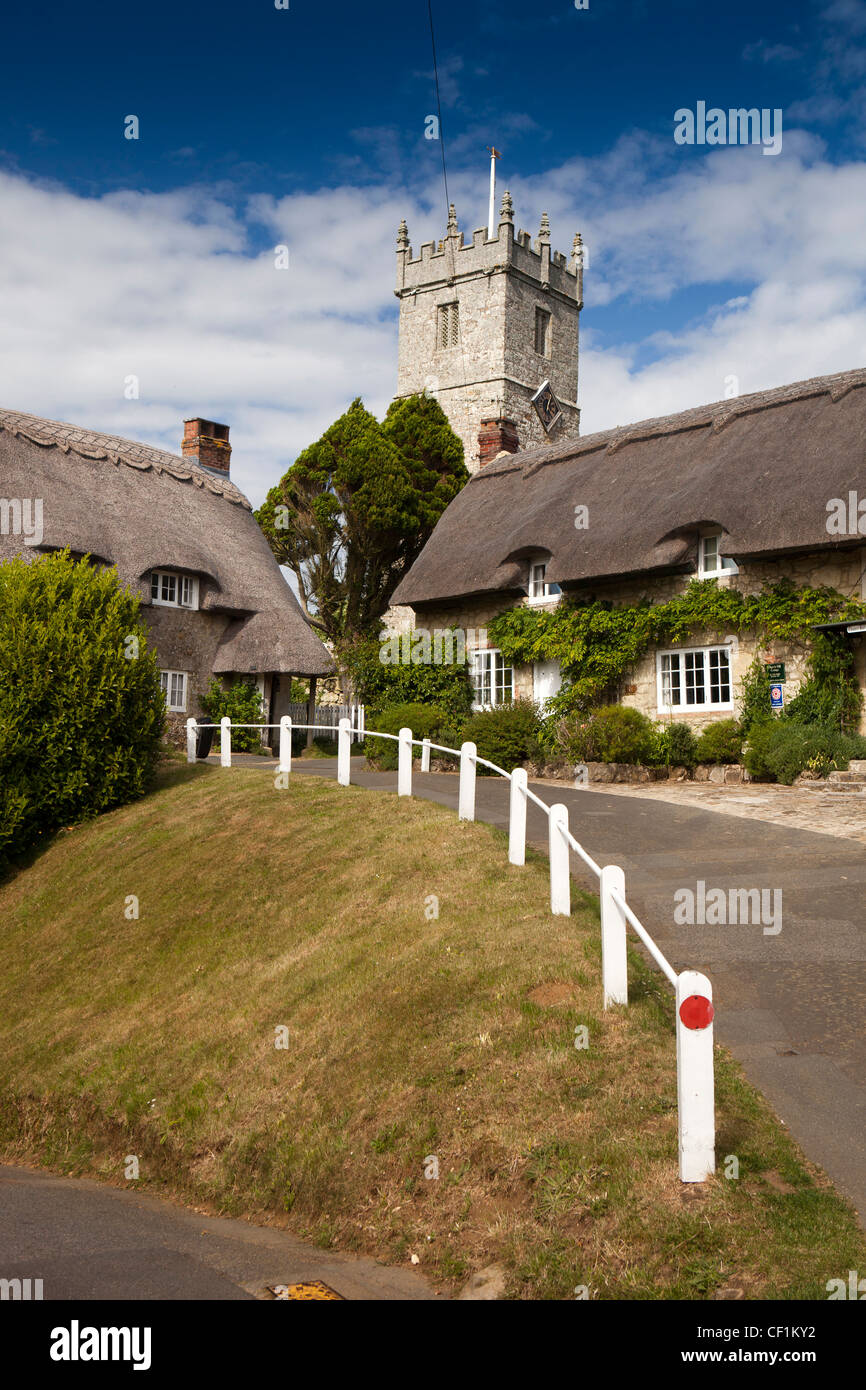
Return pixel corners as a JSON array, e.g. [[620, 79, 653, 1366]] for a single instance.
[[770, 685, 784, 710]]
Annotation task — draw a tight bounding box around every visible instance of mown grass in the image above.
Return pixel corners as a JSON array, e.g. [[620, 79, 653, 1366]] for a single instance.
[[0, 762, 863, 1299]]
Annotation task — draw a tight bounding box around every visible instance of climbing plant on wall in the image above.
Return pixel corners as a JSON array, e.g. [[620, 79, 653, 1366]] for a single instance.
[[487, 579, 866, 732]]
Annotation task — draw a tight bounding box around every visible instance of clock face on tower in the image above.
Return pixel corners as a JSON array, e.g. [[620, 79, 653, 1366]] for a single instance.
[[531, 379, 563, 433]]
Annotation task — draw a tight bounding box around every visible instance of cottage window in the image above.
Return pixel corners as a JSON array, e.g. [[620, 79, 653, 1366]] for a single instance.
[[159, 670, 188, 713], [150, 570, 199, 610], [534, 308, 551, 356], [471, 649, 514, 708], [527, 562, 561, 601], [657, 646, 732, 713], [698, 534, 739, 579], [437, 302, 459, 349]]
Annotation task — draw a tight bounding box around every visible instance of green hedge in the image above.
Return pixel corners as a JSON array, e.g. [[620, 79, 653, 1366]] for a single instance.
[[460, 700, 544, 773], [200, 679, 265, 753], [0, 551, 164, 871], [695, 719, 744, 765], [744, 719, 866, 785], [364, 703, 456, 770]]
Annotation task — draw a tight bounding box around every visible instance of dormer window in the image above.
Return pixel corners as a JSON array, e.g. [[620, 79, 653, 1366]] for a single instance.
[[698, 534, 739, 579], [528, 562, 561, 602], [150, 570, 199, 610]]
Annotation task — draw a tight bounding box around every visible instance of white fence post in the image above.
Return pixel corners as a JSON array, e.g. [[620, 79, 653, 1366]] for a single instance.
[[279, 716, 292, 775], [338, 716, 351, 786], [600, 865, 628, 1008], [459, 741, 476, 821], [186, 718, 197, 764], [220, 717, 231, 768], [676, 970, 716, 1183], [548, 804, 571, 916], [421, 737, 431, 773], [398, 726, 413, 797], [509, 768, 527, 866]]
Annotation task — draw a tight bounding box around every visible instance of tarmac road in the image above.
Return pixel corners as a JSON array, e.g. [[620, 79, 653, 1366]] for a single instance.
[[0, 1164, 438, 1301]]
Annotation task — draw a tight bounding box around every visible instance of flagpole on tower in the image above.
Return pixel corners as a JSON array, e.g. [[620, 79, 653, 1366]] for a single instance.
[[487, 146, 501, 239]]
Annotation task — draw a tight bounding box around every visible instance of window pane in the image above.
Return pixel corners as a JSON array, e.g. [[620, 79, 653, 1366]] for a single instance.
[[151, 573, 159, 599], [159, 671, 168, 695], [702, 536, 719, 571], [708, 648, 731, 703], [662, 654, 681, 707], [684, 651, 704, 705]]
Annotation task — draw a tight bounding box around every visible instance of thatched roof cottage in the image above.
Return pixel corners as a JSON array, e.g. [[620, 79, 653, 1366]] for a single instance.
[[0, 409, 334, 737], [392, 367, 866, 730]]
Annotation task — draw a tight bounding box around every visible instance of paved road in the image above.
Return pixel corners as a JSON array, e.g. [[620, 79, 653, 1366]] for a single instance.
[[283, 756, 866, 1226], [0, 1164, 438, 1300]]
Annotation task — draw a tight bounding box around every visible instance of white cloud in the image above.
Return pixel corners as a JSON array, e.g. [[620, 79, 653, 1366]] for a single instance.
[[2, 122, 866, 502]]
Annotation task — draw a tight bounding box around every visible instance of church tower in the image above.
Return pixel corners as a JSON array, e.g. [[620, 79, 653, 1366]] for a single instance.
[[394, 192, 583, 472]]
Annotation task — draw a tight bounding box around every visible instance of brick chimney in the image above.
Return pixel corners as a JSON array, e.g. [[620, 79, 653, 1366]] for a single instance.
[[478, 418, 519, 468], [182, 418, 231, 475]]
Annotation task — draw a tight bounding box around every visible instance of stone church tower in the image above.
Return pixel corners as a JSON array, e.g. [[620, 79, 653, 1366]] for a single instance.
[[394, 193, 583, 472]]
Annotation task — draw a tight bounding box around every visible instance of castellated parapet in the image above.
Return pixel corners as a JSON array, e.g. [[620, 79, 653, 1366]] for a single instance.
[[395, 195, 583, 471]]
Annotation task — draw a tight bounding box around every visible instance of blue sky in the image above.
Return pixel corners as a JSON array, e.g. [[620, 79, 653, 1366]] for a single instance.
[[2, 0, 866, 504]]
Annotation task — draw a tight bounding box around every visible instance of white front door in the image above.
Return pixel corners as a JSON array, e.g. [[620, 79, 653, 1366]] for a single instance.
[[533, 660, 562, 707]]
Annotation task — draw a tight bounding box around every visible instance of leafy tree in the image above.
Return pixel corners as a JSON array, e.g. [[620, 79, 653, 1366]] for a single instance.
[[342, 631, 474, 724], [256, 394, 467, 670], [0, 551, 164, 872]]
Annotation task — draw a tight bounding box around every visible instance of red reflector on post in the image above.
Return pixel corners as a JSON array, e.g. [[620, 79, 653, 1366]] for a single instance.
[[679, 994, 714, 1030]]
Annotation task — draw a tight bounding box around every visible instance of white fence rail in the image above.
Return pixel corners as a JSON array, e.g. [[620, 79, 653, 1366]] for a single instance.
[[187, 714, 715, 1184], [284, 702, 365, 742]]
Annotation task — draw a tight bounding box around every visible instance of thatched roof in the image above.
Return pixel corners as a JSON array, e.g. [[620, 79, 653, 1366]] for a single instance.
[[392, 367, 866, 607], [0, 408, 334, 676]]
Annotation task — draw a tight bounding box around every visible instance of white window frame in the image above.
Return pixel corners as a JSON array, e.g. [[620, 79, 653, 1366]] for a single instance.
[[471, 648, 514, 709], [150, 570, 199, 610], [698, 534, 739, 579], [527, 561, 562, 603], [159, 669, 188, 713], [656, 645, 733, 714]]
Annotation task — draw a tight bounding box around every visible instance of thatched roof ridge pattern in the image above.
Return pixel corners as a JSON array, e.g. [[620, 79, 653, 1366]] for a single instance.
[[0, 408, 251, 508], [393, 366, 866, 607]]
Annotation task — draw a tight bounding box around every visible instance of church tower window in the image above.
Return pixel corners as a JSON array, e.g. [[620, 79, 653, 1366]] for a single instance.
[[437, 302, 460, 349]]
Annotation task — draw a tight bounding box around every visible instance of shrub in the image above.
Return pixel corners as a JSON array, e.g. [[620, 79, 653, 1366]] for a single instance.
[[342, 633, 474, 725], [738, 657, 774, 734], [364, 702, 451, 770], [695, 719, 744, 765], [460, 700, 544, 773], [744, 719, 866, 785], [557, 705, 657, 766], [656, 722, 698, 769], [200, 679, 265, 753], [0, 551, 164, 871]]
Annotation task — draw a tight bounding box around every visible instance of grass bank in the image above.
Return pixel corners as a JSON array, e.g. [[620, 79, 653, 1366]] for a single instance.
[[1, 763, 863, 1299]]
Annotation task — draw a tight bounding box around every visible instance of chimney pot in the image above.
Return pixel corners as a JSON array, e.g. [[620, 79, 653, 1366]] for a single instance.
[[182, 418, 231, 475], [478, 418, 519, 467]]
